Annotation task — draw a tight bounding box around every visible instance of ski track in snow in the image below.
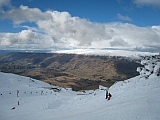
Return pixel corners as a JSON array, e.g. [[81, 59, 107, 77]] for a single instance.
[[0, 70, 160, 120]]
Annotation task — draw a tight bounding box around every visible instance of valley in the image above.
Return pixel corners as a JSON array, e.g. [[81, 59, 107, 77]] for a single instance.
[[0, 52, 140, 91]]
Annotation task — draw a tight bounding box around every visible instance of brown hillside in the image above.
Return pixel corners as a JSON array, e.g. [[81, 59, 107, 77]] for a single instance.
[[0, 52, 141, 91]]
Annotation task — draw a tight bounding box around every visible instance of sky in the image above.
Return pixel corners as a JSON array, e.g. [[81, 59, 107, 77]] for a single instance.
[[0, 0, 160, 52]]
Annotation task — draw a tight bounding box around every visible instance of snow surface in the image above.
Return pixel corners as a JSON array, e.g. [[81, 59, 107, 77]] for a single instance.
[[0, 55, 160, 120]]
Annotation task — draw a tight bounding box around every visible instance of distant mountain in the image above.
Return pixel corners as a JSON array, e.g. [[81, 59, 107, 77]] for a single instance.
[[0, 52, 141, 91]]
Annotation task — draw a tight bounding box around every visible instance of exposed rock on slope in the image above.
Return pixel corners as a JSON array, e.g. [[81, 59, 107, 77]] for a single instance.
[[137, 55, 160, 78]]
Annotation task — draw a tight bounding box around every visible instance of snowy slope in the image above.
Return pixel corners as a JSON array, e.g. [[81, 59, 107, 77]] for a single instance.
[[0, 55, 160, 120]]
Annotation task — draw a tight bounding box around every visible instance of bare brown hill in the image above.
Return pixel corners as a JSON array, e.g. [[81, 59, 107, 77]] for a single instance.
[[0, 52, 141, 91]]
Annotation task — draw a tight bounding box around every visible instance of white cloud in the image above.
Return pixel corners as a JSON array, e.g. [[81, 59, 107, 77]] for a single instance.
[[89, 23, 160, 51], [36, 11, 112, 47], [0, 0, 11, 12], [0, 0, 10, 7], [110, 37, 129, 47], [0, 5, 160, 52], [134, 0, 160, 7], [117, 13, 132, 22], [1, 5, 51, 24], [0, 30, 55, 49]]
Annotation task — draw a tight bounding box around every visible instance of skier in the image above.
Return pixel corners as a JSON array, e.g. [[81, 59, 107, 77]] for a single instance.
[[107, 93, 112, 100]]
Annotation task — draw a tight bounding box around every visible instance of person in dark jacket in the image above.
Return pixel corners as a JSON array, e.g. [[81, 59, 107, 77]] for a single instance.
[[107, 93, 112, 100]]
